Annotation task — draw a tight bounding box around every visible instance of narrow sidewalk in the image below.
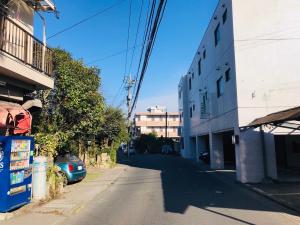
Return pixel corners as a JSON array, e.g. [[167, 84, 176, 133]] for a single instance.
[[0, 164, 127, 225], [193, 160, 300, 216]]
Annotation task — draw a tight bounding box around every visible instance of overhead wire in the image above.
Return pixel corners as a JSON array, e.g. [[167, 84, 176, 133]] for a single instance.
[[111, 0, 132, 107], [132, 0, 155, 97], [128, 0, 145, 75], [86, 44, 142, 65], [47, 0, 127, 40], [124, 0, 133, 76], [129, 0, 167, 118]]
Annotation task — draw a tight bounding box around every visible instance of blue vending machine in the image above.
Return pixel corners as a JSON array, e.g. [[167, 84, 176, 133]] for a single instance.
[[0, 136, 34, 212]]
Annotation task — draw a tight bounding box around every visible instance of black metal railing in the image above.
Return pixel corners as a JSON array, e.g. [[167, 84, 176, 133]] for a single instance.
[[0, 12, 53, 76]]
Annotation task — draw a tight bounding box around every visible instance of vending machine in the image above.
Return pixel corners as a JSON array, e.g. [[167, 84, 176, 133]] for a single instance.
[[0, 136, 34, 212]]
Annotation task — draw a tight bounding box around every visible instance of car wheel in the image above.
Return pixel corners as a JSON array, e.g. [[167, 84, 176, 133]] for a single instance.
[[59, 172, 68, 187]]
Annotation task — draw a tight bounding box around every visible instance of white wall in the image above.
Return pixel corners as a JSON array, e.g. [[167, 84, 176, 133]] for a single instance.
[[232, 0, 300, 126], [185, 0, 239, 137]]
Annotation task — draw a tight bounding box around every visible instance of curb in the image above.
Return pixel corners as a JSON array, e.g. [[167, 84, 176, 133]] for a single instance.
[[0, 200, 41, 221], [244, 184, 300, 215]]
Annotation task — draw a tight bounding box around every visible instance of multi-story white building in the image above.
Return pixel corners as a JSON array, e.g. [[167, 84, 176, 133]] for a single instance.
[[178, 0, 300, 183], [0, 0, 55, 134], [134, 106, 180, 139]]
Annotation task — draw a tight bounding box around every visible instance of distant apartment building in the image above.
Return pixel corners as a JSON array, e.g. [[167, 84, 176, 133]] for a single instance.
[[178, 0, 300, 183], [0, 0, 55, 134], [134, 106, 180, 139]]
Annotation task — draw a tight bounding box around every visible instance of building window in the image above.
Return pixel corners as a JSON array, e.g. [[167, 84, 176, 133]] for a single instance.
[[198, 59, 201, 75], [190, 107, 193, 118], [214, 23, 220, 46], [225, 68, 231, 81], [189, 77, 192, 90], [217, 76, 224, 97], [179, 90, 181, 99], [222, 9, 227, 24], [203, 50, 206, 59], [192, 72, 194, 79]]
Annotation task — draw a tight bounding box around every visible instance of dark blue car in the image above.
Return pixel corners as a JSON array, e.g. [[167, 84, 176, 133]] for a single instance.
[[55, 154, 86, 185]]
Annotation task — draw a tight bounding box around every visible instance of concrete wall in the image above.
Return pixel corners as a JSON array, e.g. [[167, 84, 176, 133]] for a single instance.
[[232, 0, 300, 126], [178, 0, 300, 183]]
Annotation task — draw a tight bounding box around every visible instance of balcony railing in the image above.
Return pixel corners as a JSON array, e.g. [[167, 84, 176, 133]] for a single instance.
[[0, 12, 53, 76]]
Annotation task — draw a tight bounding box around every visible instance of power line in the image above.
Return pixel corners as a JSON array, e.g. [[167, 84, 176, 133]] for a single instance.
[[124, 0, 133, 76], [128, 0, 144, 75], [129, 0, 167, 118], [111, 78, 126, 106], [86, 44, 142, 65], [47, 0, 127, 39], [132, 0, 155, 97]]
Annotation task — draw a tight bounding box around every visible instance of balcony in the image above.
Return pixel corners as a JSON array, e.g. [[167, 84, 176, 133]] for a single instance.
[[0, 11, 54, 89]]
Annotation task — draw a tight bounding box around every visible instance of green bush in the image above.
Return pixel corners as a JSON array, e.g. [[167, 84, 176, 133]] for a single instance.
[[46, 165, 63, 199], [134, 133, 174, 154]]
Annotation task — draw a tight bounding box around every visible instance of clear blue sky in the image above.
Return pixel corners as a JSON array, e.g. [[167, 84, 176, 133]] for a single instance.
[[35, 0, 218, 113]]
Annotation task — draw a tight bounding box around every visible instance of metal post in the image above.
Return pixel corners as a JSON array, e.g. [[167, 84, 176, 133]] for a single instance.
[[36, 12, 46, 73]]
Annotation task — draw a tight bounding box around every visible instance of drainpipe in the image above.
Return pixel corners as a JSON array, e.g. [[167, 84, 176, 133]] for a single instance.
[[36, 12, 46, 73], [260, 126, 269, 181]]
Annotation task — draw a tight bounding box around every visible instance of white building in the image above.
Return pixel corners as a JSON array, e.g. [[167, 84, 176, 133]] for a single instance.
[[178, 0, 300, 183]]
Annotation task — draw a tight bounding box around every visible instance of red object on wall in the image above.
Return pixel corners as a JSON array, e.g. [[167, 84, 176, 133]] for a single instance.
[[0, 102, 32, 134]]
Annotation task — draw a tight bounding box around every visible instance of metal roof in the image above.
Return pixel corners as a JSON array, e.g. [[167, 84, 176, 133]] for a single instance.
[[247, 106, 300, 128], [24, 0, 56, 11]]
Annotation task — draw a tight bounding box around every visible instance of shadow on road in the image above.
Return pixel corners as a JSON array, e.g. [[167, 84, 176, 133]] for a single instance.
[[117, 153, 299, 224]]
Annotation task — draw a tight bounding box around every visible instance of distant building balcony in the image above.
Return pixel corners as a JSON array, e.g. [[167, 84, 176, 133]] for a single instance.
[[0, 11, 54, 90]]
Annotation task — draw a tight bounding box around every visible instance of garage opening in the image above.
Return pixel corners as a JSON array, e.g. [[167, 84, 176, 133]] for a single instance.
[[275, 135, 300, 178], [197, 134, 210, 164], [222, 131, 236, 169]]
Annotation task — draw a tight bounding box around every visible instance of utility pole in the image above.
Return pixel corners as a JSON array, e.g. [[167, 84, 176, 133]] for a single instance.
[[125, 75, 135, 157], [165, 110, 168, 142]]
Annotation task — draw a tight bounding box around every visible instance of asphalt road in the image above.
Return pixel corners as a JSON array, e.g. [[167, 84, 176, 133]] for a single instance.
[[63, 154, 300, 225]]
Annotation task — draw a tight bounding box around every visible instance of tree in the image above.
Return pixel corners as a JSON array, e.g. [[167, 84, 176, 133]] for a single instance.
[[33, 48, 105, 156], [97, 107, 129, 163]]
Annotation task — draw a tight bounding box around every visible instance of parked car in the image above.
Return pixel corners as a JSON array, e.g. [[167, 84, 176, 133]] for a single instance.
[[128, 146, 135, 155], [199, 151, 210, 164], [55, 154, 86, 186], [161, 145, 173, 154]]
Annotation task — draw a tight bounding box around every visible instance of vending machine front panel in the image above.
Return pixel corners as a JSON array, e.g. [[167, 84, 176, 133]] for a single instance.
[[0, 136, 34, 212]]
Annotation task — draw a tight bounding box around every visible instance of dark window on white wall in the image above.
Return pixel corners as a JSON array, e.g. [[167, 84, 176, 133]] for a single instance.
[[189, 77, 192, 90], [217, 76, 224, 97], [198, 59, 202, 75], [214, 24, 220, 46], [190, 107, 193, 118], [225, 68, 231, 81], [222, 9, 227, 24], [203, 50, 206, 59], [192, 72, 194, 79]]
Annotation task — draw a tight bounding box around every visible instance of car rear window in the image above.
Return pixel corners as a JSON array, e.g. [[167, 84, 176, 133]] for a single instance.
[[55, 154, 81, 163]]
